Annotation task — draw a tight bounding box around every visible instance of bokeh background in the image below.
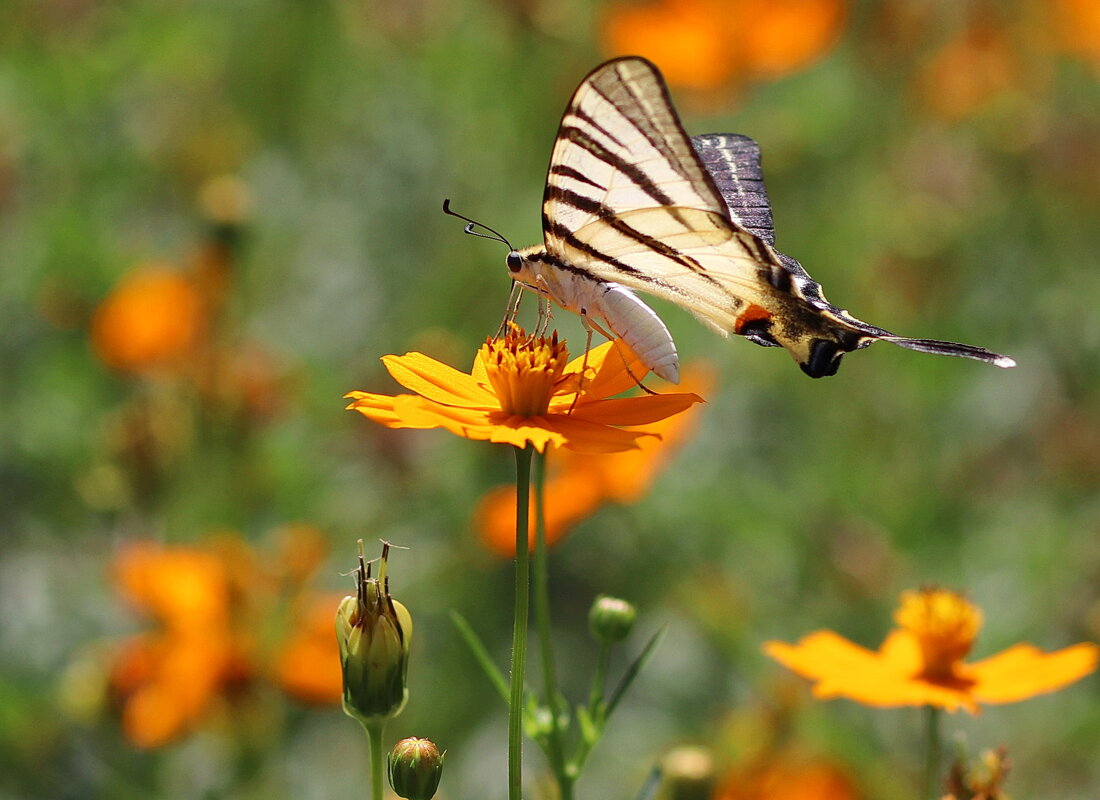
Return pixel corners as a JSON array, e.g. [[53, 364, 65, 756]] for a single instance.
[[3, 0, 1100, 797]]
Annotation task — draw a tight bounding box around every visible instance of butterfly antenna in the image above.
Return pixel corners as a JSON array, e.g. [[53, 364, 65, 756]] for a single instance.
[[442, 198, 514, 250]]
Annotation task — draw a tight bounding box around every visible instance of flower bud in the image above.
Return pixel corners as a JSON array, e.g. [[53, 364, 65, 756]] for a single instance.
[[336, 542, 412, 726], [388, 737, 444, 800], [589, 595, 636, 643]]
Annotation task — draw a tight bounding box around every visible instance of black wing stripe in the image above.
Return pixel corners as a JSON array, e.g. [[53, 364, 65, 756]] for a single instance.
[[546, 184, 720, 284], [544, 218, 697, 301], [557, 124, 678, 209], [569, 105, 628, 150], [548, 164, 606, 192]]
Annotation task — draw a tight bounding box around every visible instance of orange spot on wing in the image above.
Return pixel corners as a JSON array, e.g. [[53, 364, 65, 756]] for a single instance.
[[734, 304, 772, 334]]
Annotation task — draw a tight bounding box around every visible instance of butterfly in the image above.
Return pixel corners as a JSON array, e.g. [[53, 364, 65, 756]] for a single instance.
[[486, 56, 1015, 381]]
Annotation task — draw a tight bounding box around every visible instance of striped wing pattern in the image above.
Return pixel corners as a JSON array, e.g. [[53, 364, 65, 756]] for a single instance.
[[541, 58, 778, 334], [690, 133, 778, 246], [529, 56, 1014, 376]]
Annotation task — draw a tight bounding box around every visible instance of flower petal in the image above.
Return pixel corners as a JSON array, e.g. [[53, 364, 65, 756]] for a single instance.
[[345, 391, 405, 426], [381, 352, 498, 407], [570, 391, 704, 426], [765, 630, 978, 712], [968, 642, 1099, 704], [539, 413, 655, 453], [474, 467, 606, 556], [564, 339, 651, 400]]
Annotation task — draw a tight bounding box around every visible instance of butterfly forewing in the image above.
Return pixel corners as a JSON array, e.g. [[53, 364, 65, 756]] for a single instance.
[[543, 58, 782, 333]]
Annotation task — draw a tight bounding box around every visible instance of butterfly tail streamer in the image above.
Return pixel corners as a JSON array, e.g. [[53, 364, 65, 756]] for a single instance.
[[880, 336, 1016, 368]]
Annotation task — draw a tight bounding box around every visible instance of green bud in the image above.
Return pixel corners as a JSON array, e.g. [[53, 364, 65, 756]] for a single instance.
[[388, 737, 444, 800], [588, 595, 636, 643], [336, 542, 413, 726]]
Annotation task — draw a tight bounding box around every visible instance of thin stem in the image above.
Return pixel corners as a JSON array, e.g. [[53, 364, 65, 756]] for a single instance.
[[532, 450, 572, 800], [924, 705, 941, 800], [365, 721, 385, 800], [588, 641, 611, 713], [509, 444, 534, 800]]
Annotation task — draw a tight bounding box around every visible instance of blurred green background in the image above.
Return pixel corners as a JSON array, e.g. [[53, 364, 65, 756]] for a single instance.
[[3, 0, 1100, 797]]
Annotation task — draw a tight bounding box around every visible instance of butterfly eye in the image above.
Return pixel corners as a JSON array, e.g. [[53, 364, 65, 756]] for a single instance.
[[506, 252, 523, 273]]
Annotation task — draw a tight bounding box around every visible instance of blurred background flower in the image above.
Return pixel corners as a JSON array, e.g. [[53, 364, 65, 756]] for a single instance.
[[66, 526, 342, 749]]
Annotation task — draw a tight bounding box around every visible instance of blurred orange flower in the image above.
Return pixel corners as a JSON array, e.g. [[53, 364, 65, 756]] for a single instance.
[[91, 263, 205, 373], [108, 527, 342, 748], [475, 363, 715, 556], [714, 757, 861, 800], [916, 24, 1019, 121], [601, 0, 846, 90], [346, 327, 704, 454], [1055, 0, 1100, 67], [765, 587, 1100, 713]]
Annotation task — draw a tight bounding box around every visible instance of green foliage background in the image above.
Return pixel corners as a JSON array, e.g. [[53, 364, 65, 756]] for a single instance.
[[2, 0, 1099, 797]]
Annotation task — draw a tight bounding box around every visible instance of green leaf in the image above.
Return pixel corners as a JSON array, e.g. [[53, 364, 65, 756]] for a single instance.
[[449, 610, 509, 704], [606, 625, 666, 717]]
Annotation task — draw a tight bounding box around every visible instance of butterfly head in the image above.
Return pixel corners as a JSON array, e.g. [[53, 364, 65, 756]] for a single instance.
[[504, 247, 551, 295]]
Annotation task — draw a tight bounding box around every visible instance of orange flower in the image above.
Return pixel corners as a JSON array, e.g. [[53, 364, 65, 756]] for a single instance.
[[714, 757, 861, 800], [475, 363, 715, 555], [1055, 0, 1100, 66], [273, 592, 347, 705], [107, 529, 342, 747], [346, 327, 704, 454], [764, 588, 1100, 713], [91, 263, 205, 373], [916, 24, 1019, 121], [601, 0, 846, 91]]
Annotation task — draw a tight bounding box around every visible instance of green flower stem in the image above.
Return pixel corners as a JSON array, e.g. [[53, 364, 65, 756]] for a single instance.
[[532, 450, 572, 800], [509, 444, 534, 800], [588, 640, 611, 713], [365, 721, 385, 800], [924, 705, 941, 800]]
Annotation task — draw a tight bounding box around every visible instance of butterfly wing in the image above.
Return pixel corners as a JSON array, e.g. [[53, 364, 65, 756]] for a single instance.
[[540, 57, 1014, 375], [541, 57, 778, 336]]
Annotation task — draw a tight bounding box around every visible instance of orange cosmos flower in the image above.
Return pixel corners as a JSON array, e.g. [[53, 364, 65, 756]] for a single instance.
[[346, 327, 704, 454], [601, 0, 846, 91], [108, 528, 342, 748], [91, 263, 206, 373], [714, 757, 861, 800], [764, 588, 1099, 714], [475, 363, 715, 555]]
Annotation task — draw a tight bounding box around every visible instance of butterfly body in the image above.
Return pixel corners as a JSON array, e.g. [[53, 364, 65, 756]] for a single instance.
[[508, 245, 680, 382], [505, 57, 1014, 378]]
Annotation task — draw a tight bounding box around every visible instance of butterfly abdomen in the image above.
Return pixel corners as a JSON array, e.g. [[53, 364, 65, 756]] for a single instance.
[[592, 284, 680, 383]]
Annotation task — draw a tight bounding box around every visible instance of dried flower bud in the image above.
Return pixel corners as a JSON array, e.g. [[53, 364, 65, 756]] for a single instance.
[[589, 595, 637, 643], [388, 737, 444, 800], [336, 542, 412, 726]]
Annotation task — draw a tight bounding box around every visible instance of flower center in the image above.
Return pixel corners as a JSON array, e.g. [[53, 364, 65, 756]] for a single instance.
[[480, 327, 570, 417], [894, 587, 982, 680]]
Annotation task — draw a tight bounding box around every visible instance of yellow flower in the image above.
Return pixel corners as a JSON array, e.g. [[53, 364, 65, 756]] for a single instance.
[[474, 363, 715, 555], [764, 587, 1100, 713], [346, 327, 704, 455]]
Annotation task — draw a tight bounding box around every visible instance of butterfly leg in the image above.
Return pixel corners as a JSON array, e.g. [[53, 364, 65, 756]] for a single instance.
[[495, 282, 526, 339]]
